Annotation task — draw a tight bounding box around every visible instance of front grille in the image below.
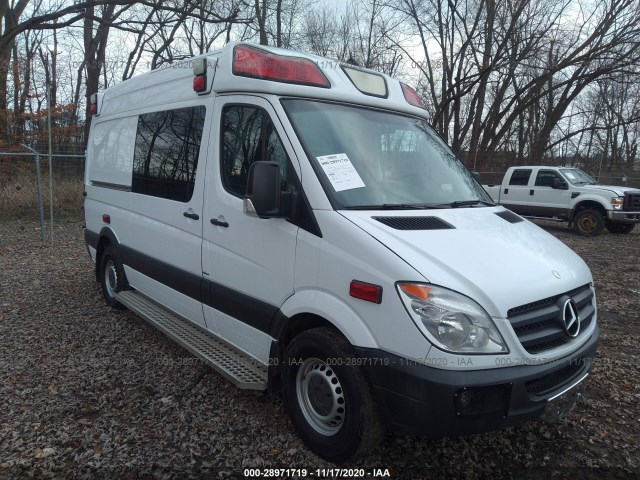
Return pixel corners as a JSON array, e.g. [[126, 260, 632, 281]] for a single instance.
[[623, 192, 640, 211], [507, 284, 594, 354], [526, 358, 587, 397]]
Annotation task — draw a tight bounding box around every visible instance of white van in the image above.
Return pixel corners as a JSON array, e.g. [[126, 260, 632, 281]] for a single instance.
[[84, 43, 599, 462]]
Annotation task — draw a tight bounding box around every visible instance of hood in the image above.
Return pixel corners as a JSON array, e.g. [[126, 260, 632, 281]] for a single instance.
[[581, 184, 640, 196], [339, 207, 593, 318]]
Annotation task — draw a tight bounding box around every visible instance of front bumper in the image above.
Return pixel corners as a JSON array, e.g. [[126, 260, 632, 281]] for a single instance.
[[607, 210, 640, 223], [356, 324, 599, 437]]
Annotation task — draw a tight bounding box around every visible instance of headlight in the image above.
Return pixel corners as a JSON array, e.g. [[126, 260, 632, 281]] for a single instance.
[[611, 197, 624, 210], [397, 283, 507, 354]]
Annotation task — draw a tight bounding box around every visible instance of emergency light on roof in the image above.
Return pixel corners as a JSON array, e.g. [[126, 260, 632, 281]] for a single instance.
[[193, 58, 208, 93], [233, 45, 330, 88], [341, 66, 387, 98], [89, 93, 99, 115], [401, 82, 426, 108]]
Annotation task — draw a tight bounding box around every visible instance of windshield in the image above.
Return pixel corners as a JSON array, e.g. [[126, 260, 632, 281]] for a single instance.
[[282, 99, 492, 209], [560, 168, 596, 185]]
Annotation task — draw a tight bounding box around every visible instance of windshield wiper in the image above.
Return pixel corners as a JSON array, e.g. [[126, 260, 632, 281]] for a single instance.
[[343, 203, 438, 210], [435, 200, 496, 208]]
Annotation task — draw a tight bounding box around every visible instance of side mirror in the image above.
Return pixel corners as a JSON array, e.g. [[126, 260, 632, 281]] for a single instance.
[[244, 161, 281, 218], [552, 178, 568, 190]]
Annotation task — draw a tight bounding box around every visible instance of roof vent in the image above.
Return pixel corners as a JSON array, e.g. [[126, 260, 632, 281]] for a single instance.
[[373, 216, 454, 230], [495, 210, 524, 224]]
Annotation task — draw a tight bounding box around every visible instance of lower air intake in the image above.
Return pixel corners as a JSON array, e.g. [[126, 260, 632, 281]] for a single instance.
[[454, 384, 511, 417]]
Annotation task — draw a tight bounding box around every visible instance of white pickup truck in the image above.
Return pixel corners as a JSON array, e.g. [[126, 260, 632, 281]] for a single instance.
[[483, 166, 640, 236]]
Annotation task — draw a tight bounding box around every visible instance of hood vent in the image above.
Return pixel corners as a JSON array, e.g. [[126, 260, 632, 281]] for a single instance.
[[495, 210, 524, 224], [373, 216, 454, 230]]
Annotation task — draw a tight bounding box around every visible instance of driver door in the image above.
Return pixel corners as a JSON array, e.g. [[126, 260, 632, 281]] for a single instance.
[[202, 95, 299, 361]]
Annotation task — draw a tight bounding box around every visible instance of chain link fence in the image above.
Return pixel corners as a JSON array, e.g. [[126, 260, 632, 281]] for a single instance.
[[2, 154, 639, 242], [0, 153, 85, 237]]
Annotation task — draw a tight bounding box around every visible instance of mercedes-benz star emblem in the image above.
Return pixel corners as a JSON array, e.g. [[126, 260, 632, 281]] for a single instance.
[[562, 299, 581, 338]]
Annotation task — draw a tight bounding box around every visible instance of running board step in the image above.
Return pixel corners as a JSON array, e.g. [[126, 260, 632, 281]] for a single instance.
[[115, 290, 267, 390], [524, 216, 567, 223]]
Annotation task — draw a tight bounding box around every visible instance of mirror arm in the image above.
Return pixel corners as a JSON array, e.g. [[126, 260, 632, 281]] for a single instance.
[[280, 188, 299, 221]]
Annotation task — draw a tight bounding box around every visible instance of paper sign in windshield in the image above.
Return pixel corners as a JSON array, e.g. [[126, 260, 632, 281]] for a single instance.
[[316, 153, 365, 192]]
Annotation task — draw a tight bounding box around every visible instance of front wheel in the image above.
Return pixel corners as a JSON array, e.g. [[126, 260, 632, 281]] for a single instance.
[[606, 222, 635, 234], [573, 209, 605, 236], [282, 328, 384, 463]]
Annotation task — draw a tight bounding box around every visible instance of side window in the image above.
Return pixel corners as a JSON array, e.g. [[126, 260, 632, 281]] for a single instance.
[[132, 106, 206, 202], [509, 169, 532, 186], [535, 170, 561, 187], [221, 105, 293, 197]]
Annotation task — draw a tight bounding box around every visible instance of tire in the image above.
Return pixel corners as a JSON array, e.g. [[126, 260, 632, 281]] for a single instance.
[[282, 327, 384, 463], [606, 222, 635, 234], [573, 209, 605, 236], [100, 245, 127, 309]]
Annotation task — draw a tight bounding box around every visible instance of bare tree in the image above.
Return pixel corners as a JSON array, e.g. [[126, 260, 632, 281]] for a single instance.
[[393, 0, 640, 169]]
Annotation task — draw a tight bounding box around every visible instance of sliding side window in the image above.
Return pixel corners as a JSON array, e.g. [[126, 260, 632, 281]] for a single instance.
[[132, 106, 206, 202]]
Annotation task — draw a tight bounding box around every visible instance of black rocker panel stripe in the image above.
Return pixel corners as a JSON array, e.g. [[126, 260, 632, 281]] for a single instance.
[[118, 245, 279, 335]]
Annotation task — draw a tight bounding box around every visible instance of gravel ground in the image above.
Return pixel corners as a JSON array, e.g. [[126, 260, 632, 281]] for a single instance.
[[0, 219, 638, 479]]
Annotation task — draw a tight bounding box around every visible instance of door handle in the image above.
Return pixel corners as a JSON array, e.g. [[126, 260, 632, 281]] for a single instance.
[[504, 188, 509, 194], [530, 189, 534, 195], [183, 211, 200, 220], [210, 218, 229, 228]]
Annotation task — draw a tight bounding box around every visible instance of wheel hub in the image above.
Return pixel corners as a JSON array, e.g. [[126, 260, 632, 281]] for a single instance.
[[579, 215, 596, 232], [296, 358, 345, 436], [104, 259, 118, 298]]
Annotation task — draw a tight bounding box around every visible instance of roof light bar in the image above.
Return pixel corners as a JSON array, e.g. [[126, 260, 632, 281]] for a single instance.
[[401, 82, 426, 108], [233, 45, 330, 88]]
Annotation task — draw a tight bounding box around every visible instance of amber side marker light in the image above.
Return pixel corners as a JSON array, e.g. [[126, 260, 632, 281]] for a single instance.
[[350, 280, 383, 304], [398, 283, 431, 301], [233, 44, 330, 88]]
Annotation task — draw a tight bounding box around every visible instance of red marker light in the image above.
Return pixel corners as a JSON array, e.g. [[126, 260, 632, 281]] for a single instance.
[[401, 82, 426, 108], [102, 214, 110, 224], [193, 75, 207, 92], [350, 280, 383, 304], [233, 45, 330, 88]]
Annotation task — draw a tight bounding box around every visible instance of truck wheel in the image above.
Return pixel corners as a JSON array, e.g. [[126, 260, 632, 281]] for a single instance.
[[282, 327, 384, 463], [573, 209, 605, 236], [100, 245, 127, 309], [606, 222, 635, 234]]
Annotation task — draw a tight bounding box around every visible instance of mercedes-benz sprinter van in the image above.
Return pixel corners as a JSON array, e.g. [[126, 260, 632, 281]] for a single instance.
[[84, 43, 599, 462]]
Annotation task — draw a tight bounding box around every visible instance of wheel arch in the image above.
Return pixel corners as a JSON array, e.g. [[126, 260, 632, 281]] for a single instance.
[[95, 226, 121, 282], [267, 291, 379, 393], [276, 290, 378, 350], [570, 199, 608, 221]]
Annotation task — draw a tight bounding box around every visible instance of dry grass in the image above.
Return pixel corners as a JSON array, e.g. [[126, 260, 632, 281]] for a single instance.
[[0, 173, 84, 220]]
